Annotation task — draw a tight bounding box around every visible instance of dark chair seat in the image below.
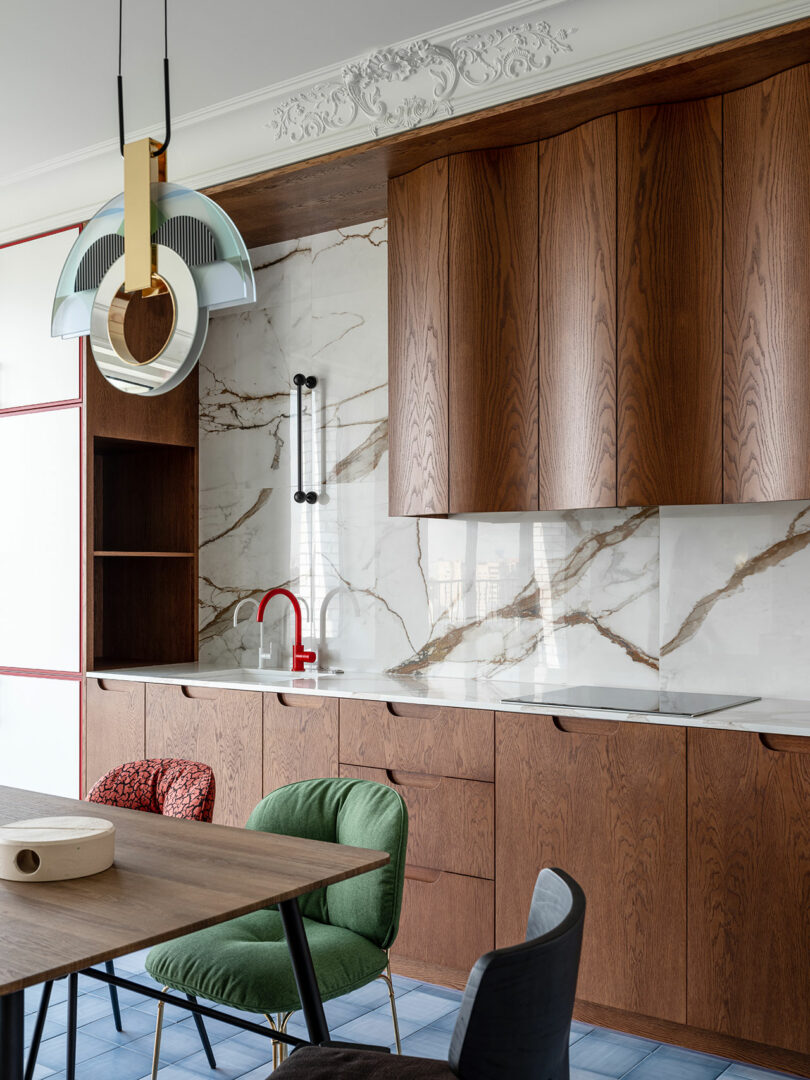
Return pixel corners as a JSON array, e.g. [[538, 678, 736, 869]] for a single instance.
[[272, 1046, 454, 1078]]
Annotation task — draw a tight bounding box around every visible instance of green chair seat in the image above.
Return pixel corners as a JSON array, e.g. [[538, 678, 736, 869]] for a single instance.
[[146, 908, 388, 1014]]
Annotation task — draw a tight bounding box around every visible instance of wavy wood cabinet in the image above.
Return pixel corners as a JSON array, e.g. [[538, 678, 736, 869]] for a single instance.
[[84, 678, 146, 792], [388, 62, 810, 513]]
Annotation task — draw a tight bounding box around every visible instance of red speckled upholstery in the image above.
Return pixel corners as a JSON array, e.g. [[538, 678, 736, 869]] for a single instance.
[[87, 758, 216, 822]]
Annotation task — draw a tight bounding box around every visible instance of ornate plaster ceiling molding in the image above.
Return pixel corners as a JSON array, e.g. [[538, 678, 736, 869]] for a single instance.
[[3, 0, 810, 245], [270, 19, 577, 143]]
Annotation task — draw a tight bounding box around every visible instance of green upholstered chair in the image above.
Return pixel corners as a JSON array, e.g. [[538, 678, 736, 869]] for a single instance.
[[145, 777, 408, 1075]]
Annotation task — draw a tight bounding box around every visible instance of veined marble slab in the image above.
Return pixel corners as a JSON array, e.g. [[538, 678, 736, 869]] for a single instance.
[[88, 664, 810, 739]]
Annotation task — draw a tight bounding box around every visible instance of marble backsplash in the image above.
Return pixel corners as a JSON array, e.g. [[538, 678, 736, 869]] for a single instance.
[[198, 220, 810, 700]]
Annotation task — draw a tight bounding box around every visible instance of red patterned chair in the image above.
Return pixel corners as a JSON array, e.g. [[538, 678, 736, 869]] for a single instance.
[[26, 759, 217, 1080]]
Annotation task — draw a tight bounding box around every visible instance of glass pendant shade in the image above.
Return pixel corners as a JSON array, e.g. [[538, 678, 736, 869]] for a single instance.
[[51, 183, 255, 395]]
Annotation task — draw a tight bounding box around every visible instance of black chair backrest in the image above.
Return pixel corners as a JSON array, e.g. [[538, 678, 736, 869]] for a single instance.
[[448, 867, 586, 1080]]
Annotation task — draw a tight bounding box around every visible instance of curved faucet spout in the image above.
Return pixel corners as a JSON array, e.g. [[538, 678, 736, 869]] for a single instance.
[[257, 588, 316, 673]]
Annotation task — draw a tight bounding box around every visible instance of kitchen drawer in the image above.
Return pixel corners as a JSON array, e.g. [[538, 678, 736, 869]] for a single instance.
[[264, 693, 339, 793], [339, 698, 494, 782], [85, 678, 146, 792], [145, 683, 262, 827], [392, 866, 494, 979], [340, 763, 493, 879]]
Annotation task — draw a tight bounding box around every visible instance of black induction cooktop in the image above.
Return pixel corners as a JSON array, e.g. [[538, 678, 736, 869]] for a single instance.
[[502, 685, 760, 717]]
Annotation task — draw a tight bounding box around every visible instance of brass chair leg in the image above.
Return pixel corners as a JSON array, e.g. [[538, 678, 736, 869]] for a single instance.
[[379, 959, 402, 1054], [265, 1011, 292, 1072], [151, 989, 169, 1080]]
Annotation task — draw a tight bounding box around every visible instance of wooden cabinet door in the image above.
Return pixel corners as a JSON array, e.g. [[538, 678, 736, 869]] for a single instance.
[[688, 728, 810, 1053], [388, 160, 449, 517], [85, 678, 145, 793], [539, 115, 617, 510], [724, 64, 810, 502], [449, 146, 539, 512], [145, 683, 262, 827], [496, 712, 686, 1022], [617, 100, 723, 506], [264, 693, 338, 793]]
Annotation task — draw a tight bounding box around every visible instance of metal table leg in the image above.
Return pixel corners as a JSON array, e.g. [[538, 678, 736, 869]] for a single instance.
[[0, 988, 24, 1080], [278, 898, 329, 1045]]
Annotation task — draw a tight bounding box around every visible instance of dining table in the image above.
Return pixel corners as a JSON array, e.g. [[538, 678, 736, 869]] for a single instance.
[[0, 785, 389, 1079]]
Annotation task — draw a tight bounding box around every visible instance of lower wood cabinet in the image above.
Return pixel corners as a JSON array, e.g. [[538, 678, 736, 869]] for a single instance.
[[264, 693, 338, 793], [145, 683, 262, 827], [85, 678, 145, 793], [393, 868, 494, 989], [496, 712, 687, 1023], [688, 728, 810, 1054], [339, 764, 493, 879]]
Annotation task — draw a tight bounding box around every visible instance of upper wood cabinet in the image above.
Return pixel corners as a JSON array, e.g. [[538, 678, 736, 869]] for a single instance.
[[448, 147, 539, 513], [539, 115, 617, 510], [388, 63, 810, 515], [616, 100, 723, 507], [724, 65, 810, 503]]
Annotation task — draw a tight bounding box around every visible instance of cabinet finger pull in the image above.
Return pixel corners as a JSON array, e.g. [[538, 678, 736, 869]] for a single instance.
[[552, 715, 619, 736], [386, 769, 442, 790], [97, 679, 129, 693], [278, 693, 324, 709], [386, 700, 442, 720], [180, 684, 219, 701], [293, 373, 318, 505], [404, 865, 442, 884], [759, 732, 810, 753]]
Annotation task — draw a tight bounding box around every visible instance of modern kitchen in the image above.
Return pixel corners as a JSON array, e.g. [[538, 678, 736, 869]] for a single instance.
[[2, 2, 810, 1078]]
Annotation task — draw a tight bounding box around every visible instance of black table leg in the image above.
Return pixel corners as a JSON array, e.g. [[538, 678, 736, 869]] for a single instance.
[[0, 988, 24, 1080], [278, 898, 329, 1044]]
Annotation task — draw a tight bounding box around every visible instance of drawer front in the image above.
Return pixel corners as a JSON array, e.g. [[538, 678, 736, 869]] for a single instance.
[[340, 698, 494, 781], [145, 683, 262, 827], [85, 678, 146, 793], [264, 693, 339, 794], [340, 764, 493, 879], [392, 866, 494, 974]]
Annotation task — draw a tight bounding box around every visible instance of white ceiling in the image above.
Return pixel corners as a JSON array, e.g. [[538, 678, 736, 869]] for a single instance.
[[0, 0, 502, 179]]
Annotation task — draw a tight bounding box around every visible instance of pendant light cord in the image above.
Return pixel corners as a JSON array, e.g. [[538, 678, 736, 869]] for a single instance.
[[117, 0, 171, 157]]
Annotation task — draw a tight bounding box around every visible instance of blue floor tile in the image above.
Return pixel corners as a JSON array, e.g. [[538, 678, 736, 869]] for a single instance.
[[623, 1044, 731, 1080], [570, 1028, 658, 1078], [398, 1019, 453, 1060]]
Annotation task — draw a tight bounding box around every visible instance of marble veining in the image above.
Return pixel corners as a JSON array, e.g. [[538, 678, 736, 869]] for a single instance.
[[197, 219, 810, 700]]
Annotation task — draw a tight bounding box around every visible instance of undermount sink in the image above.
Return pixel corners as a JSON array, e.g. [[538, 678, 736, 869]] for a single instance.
[[201, 668, 337, 684]]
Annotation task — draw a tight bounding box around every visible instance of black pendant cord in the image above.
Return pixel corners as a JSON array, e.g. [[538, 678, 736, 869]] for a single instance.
[[117, 0, 171, 157]]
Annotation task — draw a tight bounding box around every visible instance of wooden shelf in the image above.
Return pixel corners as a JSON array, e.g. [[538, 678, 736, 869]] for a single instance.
[[94, 551, 195, 558]]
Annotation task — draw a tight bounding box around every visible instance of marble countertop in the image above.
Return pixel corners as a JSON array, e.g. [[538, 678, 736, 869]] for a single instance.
[[87, 663, 810, 737]]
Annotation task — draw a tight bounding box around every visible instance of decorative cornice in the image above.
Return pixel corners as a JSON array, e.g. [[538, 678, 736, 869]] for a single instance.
[[270, 20, 576, 143], [3, 0, 810, 245]]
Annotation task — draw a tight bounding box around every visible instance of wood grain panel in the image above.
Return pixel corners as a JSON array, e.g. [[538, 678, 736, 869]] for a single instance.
[[145, 683, 262, 827], [339, 698, 494, 781], [340, 763, 493, 879], [204, 20, 810, 249], [449, 146, 538, 512], [264, 693, 338, 793], [496, 712, 686, 1022], [617, 100, 723, 506], [688, 728, 810, 1053], [391, 867, 494, 976], [538, 115, 617, 509], [724, 64, 810, 502], [85, 678, 145, 791], [388, 160, 449, 516]]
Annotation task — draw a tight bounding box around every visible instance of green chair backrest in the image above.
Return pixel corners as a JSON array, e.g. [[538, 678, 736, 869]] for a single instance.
[[246, 777, 408, 950]]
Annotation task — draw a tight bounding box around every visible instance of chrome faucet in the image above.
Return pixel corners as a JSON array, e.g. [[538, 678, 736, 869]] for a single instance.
[[233, 597, 272, 669], [257, 588, 316, 672]]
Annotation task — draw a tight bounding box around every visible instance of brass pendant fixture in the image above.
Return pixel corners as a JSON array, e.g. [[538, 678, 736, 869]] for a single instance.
[[51, 0, 255, 395]]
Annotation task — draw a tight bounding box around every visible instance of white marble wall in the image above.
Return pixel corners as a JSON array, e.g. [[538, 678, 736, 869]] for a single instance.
[[199, 220, 810, 699]]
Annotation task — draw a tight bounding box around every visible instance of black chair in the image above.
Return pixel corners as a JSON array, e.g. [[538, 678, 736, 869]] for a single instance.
[[271, 866, 586, 1080]]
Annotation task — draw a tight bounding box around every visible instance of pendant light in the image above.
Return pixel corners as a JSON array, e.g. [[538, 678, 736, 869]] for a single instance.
[[51, 0, 255, 395]]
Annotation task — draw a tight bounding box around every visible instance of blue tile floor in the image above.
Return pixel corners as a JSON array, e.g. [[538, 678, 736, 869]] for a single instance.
[[21, 951, 801, 1080]]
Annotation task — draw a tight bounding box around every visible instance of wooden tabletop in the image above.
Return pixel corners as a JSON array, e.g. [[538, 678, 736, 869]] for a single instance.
[[0, 786, 388, 995]]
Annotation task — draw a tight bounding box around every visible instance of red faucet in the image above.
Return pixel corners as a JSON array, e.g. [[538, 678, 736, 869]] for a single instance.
[[256, 588, 316, 672]]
